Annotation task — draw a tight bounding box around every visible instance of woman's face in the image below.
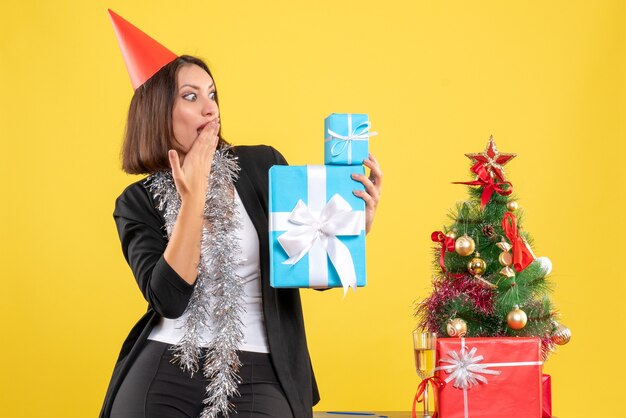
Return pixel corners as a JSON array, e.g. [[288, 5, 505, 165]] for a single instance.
[[172, 64, 219, 154]]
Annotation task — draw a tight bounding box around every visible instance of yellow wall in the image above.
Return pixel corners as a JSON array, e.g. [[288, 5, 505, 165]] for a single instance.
[[1, 1, 623, 416]]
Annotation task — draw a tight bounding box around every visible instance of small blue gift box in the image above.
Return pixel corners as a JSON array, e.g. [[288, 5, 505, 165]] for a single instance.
[[269, 165, 367, 291], [324, 113, 376, 165]]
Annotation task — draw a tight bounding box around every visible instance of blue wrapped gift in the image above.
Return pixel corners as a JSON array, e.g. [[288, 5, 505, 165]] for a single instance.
[[324, 113, 377, 165], [269, 165, 367, 291]]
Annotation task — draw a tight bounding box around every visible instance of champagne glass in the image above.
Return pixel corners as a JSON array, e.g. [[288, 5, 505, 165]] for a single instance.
[[413, 330, 437, 418]]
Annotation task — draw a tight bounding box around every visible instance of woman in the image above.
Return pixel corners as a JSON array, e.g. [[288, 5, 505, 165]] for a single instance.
[[102, 12, 382, 418]]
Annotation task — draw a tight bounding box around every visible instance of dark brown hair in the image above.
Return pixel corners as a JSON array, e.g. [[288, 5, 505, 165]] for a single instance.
[[121, 55, 227, 174]]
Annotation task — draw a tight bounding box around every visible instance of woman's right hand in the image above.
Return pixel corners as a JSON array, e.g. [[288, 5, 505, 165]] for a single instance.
[[168, 120, 220, 204]]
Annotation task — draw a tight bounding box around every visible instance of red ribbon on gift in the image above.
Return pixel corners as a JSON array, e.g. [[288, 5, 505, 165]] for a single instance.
[[502, 212, 535, 272], [431, 231, 463, 278], [454, 163, 513, 209], [412, 376, 445, 418]]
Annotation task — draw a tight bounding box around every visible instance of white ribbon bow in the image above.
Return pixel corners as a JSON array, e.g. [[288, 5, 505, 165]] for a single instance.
[[326, 114, 378, 164], [437, 346, 501, 390], [277, 194, 362, 294]]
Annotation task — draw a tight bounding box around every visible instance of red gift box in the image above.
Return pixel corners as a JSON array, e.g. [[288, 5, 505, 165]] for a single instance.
[[542, 374, 552, 417], [435, 337, 543, 418]]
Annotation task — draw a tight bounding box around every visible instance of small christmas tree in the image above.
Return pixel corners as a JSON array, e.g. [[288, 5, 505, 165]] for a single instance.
[[416, 137, 571, 359]]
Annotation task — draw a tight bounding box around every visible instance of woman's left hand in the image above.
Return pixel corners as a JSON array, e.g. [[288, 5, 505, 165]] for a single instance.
[[352, 153, 383, 234]]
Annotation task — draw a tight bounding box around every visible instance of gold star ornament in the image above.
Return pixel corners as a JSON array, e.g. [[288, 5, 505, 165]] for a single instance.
[[465, 136, 516, 181]]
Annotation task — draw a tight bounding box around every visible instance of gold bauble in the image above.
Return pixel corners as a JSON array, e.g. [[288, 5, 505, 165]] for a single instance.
[[552, 323, 572, 345], [496, 239, 513, 253], [446, 231, 458, 240], [506, 201, 519, 211], [498, 252, 513, 267], [467, 257, 487, 276], [446, 318, 468, 337], [454, 235, 475, 256], [500, 266, 516, 278], [507, 305, 528, 330]]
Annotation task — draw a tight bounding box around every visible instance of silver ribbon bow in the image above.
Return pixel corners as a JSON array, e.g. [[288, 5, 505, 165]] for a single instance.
[[438, 346, 502, 390]]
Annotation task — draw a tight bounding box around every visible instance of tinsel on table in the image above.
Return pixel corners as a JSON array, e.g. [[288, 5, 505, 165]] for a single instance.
[[146, 146, 244, 418]]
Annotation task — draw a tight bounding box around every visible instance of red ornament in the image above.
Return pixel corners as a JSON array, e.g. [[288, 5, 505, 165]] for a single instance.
[[465, 136, 516, 182], [453, 163, 513, 208], [502, 212, 535, 272], [431, 231, 464, 278]]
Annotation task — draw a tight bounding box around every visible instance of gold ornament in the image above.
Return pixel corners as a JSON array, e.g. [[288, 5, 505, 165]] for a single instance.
[[454, 235, 475, 256], [497, 238, 514, 276], [467, 257, 487, 276], [507, 305, 528, 330], [506, 201, 518, 211], [446, 231, 458, 240], [551, 323, 572, 345], [475, 275, 498, 289], [498, 252, 513, 267], [496, 239, 513, 253], [500, 266, 516, 278], [446, 318, 468, 337]]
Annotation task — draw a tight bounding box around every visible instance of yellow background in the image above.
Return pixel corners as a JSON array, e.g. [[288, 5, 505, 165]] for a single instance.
[[1, 1, 624, 417]]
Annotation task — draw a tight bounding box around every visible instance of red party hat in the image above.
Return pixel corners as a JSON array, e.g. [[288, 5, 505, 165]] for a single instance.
[[108, 9, 178, 90]]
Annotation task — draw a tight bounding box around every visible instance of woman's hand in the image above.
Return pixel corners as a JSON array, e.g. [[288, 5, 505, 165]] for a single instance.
[[163, 120, 219, 285], [168, 120, 220, 204], [352, 153, 383, 234]]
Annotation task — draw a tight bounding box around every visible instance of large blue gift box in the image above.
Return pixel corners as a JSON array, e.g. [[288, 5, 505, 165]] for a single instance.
[[324, 113, 376, 165], [269, 165, 367, 291]]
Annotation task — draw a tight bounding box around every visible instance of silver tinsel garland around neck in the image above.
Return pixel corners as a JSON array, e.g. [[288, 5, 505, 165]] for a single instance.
[[145, 146, 244, 418]]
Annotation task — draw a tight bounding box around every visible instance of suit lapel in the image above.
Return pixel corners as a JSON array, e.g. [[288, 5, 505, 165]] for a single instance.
[[233, 150, 280, 339], [234, 163, 268, 239]]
